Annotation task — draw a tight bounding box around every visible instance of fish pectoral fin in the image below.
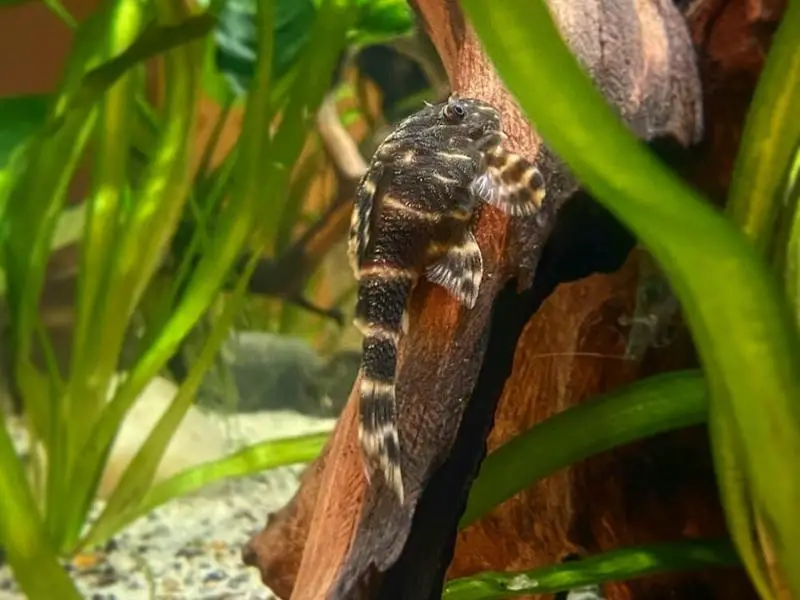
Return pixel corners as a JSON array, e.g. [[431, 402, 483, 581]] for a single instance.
[[471, 148, 546, 217], [425, 229, 483, 309]]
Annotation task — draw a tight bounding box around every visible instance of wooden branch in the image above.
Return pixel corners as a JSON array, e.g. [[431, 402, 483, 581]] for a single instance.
[[243, 0, 781, 598]]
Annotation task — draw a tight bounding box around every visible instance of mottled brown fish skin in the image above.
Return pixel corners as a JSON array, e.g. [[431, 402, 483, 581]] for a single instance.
[[348, 94, 547, 503]]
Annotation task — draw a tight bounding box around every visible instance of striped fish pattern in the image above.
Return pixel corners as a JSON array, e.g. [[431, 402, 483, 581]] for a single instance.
[[348, 94, 547, 503]]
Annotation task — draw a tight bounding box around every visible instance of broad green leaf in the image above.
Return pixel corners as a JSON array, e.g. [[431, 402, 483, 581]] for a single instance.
[[350, 0, 414, 45], [726, 3, 800, 255], [211, 0, 316, 96], [442, 539, 740, 600], [89, 430, 329, 545], [462, 370, 707, 527], [461, 1, 800, 595], [0, 95, 49, 168], [207, 0, 414, 100]]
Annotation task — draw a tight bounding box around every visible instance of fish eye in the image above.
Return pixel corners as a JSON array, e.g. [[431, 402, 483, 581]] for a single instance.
[[443, 101, 466, 122]]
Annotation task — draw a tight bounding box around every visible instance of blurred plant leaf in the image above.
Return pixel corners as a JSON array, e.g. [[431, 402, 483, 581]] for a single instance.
[[274, 140, 325, 253], [462, 370, 707, 527], [2, 105, 94, 369], [206, 0, 413, 100], [442, 539, 740, 600], [257, 0, 356, 253], [708, 406, 773, 596], [0, 414, 82, 599], [462, 1, 800, 596], [102, 430, 330, 538], [349, 0, 414, 46], [82, 253, 261, 548], [726, 4, 800, 256], [51, 13, 216, 129], [210, 0, 315, 96], [67, 0, 146, 444], [0, 4, 102, 478], [75, 0, 353, 550], [779, 143, 800, 326], [61, 0, 203, 551], [42, 0, 77, 29], [0, 95, 50, 168], [51, 204, 87, 251]]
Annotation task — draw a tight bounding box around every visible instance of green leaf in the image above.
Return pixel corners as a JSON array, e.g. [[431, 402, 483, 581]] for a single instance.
[[462, 370, 707, 527], [62, 0, 204, 551], [274, 142, 325, 253], [0, 412, 82, 599], [81, 253, 261, 548], [207, 0, 415, 99], [56, 13, 216, 121], [103, 431, 329, 538], [349, 0, 414, 46], [461, 1, 800, 595], [0, 9, 102, 479], [68, 0, 147, 457], [259, 0, 357, 252], [779, 144, 800, 326], [73, 0, 347, 549], [0, 95, 50, 168], [51, 204, 87, 252], [211, 0, 316, 96], [442, 539, 740, 600], [725, 4, 800, 255], [0, 203, 86, 299], [1, 101, 95, 371], [41, 0, 77, 29], [708, 407, 773, 597]]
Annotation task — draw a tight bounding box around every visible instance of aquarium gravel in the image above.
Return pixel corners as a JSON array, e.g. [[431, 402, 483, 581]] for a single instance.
[[0, 408, 335, 600], [0, 464, 306, 600]]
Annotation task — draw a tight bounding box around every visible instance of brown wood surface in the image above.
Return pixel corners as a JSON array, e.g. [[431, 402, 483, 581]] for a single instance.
[[243, 0, 783, 598]]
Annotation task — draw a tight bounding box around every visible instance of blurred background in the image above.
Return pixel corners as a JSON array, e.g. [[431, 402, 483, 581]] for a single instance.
[[0, 0, 447, 423], [0, 3, 455, 595]]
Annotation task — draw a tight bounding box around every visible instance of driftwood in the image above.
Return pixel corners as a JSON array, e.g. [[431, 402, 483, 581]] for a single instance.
[[243, 0, 784, 598]]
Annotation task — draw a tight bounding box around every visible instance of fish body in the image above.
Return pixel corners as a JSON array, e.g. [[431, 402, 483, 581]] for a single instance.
[[348, 94, 547, 503]]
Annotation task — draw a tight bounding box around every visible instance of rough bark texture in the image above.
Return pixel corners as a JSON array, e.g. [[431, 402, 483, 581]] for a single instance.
[[243, 0, 784, 598]]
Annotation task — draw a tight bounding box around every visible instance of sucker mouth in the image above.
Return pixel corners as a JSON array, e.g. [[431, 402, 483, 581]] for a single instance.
[[469, 123, 503, 140], [470, 125, 492, 138]]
